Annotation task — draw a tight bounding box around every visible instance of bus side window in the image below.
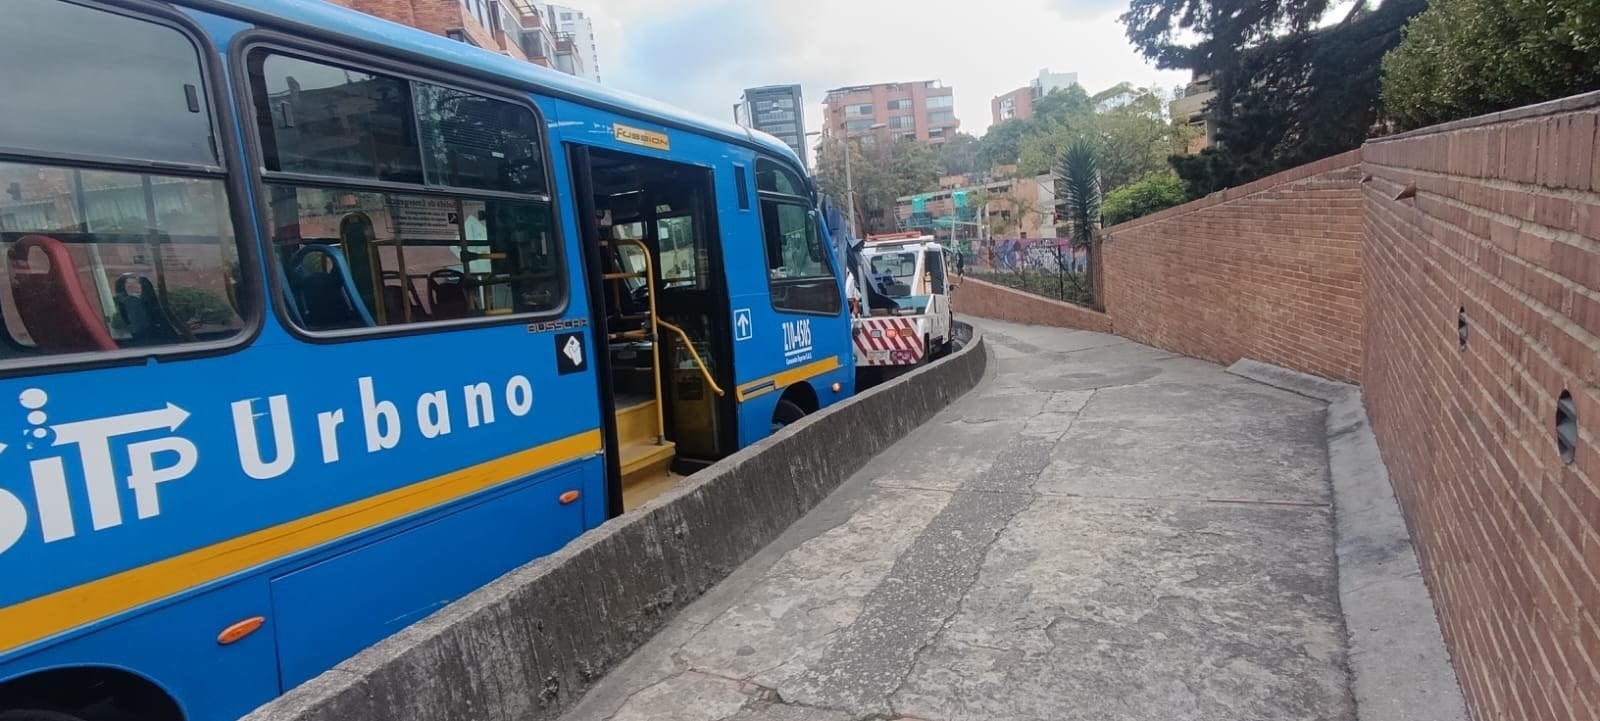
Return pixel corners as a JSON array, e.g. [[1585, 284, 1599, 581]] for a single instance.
[[247, 53, 563, 332], [755, 159, 838, 315], [0, 0, 249, 361]]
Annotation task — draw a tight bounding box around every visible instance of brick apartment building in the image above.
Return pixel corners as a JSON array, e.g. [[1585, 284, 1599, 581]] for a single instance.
[[822, 81, 959, 145], [323, 0, 596, 80], [990, 68, 1078, 126]]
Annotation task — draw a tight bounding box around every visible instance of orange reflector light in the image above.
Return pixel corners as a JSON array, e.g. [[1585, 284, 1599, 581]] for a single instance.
[[217, 616, 265, 645], [559, 490, 581, 505], [831, 382, 843, 393], [884, 328, 899, 338]]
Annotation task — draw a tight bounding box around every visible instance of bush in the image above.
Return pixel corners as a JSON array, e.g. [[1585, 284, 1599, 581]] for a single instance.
[[1382, 0, 1600, 130], [1101, 172, 1187, 226], [166, 286, 235, 328]]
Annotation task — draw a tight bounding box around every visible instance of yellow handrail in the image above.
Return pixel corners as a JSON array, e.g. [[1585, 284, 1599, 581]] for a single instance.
[[619, 239, 666, 443], [657, 318, 726, 397]]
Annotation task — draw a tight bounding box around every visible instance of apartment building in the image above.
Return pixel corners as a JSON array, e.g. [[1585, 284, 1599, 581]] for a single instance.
[[323, 0, 596, 80], [990, 68, 1079, 125], [549, 5, 600, 83], [1169, 72, 1218, 152], [822, 81, 959, 145], [734, 85, 807, 168]]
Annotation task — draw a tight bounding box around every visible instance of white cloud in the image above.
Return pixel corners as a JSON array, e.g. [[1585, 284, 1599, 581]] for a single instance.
[[579, 0, 1186, 143]]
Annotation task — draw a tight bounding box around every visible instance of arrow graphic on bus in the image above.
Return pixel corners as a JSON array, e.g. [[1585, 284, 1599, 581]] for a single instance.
[[734, 309, 753, 341], [44, 402, 196, 533]]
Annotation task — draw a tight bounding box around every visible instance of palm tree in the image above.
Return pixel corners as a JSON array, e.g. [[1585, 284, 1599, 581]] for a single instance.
[[1055, 139, 1101, 305]]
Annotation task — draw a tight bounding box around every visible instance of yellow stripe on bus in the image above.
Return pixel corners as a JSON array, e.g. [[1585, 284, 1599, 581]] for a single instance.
[[0, 429, 602, 655], [735, 356, 841, 402]]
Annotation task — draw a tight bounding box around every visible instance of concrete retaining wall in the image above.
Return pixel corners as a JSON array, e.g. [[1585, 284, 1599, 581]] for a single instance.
[[244, 327, 989, 721]]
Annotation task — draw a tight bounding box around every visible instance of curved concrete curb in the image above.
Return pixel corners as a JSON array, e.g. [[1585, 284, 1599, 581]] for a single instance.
[[243, 326, 989, 721], [1227, 359, 1468, 721]]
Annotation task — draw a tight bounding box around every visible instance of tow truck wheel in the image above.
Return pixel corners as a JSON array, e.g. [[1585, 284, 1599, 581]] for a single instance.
[[771, 399, 807, 432]]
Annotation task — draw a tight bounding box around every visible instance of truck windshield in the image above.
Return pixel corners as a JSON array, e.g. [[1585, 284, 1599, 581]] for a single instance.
[[867, 251, 918, 297]]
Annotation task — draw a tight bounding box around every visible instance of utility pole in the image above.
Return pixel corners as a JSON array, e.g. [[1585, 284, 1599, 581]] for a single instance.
[[842, 139, 855, 239], [843, 123, 886, 238]]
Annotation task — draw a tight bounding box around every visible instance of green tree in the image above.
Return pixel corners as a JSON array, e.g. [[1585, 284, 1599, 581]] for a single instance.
[[814, 138, 940, 234], [1056, 139, 1102, 259], [1170, 0, 1424, 197], [1121, 0, 1340, 82], [1018, 103, 1193, 189], [1102, 171, 1187, 225], [1382, 0, 1600, 129], [937, 132, 984, 176], [1033, 86, 1095, 124], [978, 119, 1034, 170]]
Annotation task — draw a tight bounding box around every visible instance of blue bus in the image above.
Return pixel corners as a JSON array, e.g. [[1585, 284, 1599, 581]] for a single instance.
[[0, 1, 855, 719]]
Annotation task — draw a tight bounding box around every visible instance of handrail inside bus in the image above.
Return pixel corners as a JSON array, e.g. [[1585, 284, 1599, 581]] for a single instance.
[[657, 318, 726, 398], [617, 239, 725, 400], [620, 238, 666, 442]]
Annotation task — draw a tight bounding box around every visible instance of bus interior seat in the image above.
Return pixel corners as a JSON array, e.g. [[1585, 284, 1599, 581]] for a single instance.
[[382, 270, 427, 322], [286, 243, 375, 330], [114, 273, 180, 346], [427, 268, 471, 320], [7, 234, 119, 353], [274, 253, 305, 328], [338, 213, 380, 318]]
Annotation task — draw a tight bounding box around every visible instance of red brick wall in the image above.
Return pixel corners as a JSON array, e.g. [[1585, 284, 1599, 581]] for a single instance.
[[950, 277, 1113, 333], [1099, 150, 1365, 383], [1362, 93, 1600, 721]]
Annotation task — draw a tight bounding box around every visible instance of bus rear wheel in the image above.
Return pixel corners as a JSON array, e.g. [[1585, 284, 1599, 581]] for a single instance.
[[771, 399, 807, 432], [1, 710, 92, 721]]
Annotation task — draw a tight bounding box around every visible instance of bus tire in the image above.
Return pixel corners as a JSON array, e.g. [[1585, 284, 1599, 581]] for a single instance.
[[771, 399, 807, 431], [0, 710, 91, 721]]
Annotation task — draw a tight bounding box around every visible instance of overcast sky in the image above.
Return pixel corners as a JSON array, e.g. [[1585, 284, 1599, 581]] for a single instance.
[[579, 0, 1190, 149]]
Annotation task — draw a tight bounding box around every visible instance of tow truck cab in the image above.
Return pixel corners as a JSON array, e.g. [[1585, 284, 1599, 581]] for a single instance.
[[847, 232, 954, 369]]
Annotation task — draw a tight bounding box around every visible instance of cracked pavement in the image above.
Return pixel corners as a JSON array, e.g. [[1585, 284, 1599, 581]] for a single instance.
[[560, 319, 1354, 721]]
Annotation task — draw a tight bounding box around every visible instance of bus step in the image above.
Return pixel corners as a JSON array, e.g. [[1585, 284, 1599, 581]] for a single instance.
[[615, 399, 663, 447], [620, 440, 677, 510], [669, 456, 715, 475]]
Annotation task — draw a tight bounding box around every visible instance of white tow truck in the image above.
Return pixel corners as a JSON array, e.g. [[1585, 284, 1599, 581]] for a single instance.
[[847, 232, 956, 372]]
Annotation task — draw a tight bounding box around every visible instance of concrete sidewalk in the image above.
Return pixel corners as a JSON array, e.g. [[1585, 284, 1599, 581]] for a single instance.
[[561, 320, 1355, 721]]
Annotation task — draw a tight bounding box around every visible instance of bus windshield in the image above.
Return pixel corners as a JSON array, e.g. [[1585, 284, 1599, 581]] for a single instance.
[[867, 251, 917, 298]]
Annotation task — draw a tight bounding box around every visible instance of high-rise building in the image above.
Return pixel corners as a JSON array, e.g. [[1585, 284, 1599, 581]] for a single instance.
[[734, 85, 807, 168], [320, 0, 595, 82], [990, 68, 1079, 126], [821, 81, 958, 146], [548, 5, 600, 83]]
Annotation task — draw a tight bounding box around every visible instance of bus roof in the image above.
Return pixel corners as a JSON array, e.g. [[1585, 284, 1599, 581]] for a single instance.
[[184, 0, 805, 171]]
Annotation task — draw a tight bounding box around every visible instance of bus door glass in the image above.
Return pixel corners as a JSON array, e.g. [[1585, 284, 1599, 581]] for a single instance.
[[577, 148, 733, 463]]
